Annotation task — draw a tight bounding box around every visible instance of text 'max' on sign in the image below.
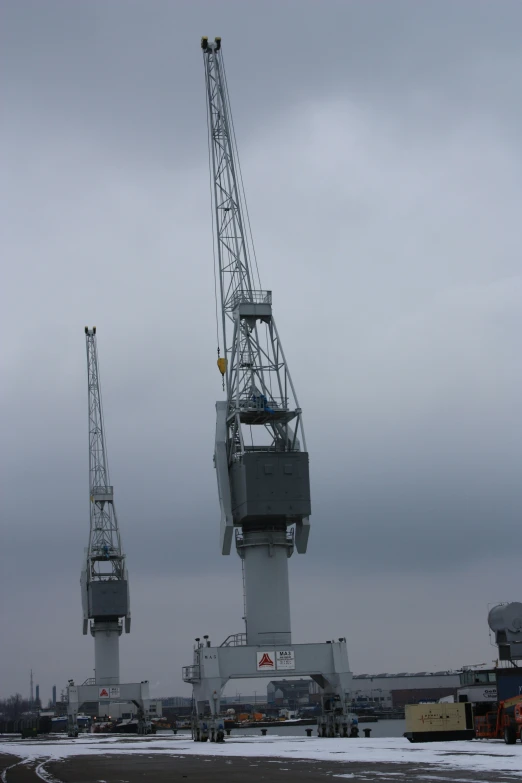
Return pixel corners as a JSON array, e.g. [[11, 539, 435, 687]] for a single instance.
[[276, 650, 295, 670]]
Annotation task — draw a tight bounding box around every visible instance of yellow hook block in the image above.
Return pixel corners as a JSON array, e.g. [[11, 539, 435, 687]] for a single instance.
[[217, 357, 227, 376]]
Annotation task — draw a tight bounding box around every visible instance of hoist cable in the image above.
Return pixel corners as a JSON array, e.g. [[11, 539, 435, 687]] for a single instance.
[[204, 56, 221, 355], [221, 48, 262, 293], [94, 338, 110, 485]]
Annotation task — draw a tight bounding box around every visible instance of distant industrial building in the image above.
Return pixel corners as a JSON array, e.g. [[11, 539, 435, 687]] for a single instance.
[[267, 671, 461, 710], [220, 695, 265, 706], [159, 696, 192, 708], [268, 680, 312, 708], [352, 671, 460, 708]]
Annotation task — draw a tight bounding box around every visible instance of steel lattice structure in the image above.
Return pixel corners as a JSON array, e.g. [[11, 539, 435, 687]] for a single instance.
[[85, 328, 124, 580], [203, 37, 306, 462]]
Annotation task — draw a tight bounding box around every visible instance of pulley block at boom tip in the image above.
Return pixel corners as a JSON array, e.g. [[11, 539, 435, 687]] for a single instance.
[[201, 36, 221, 51]]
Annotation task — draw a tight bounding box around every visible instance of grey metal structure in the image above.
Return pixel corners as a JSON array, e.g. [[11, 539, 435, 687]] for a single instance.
[[81, 328, 130, 687], [488, 603, 522, 661], [182, 38, 353, 741]]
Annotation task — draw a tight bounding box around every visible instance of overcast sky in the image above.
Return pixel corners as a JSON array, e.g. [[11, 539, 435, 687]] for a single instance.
[[1, 0, 521, 703]]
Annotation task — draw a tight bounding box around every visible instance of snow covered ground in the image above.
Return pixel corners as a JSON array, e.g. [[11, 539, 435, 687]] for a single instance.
[[1, 733, 521, 776]]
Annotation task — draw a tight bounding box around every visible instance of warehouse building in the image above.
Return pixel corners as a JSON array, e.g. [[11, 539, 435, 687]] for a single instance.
[[267, 671, 461, 709], [267, 679, 312, 708], [352, 671, 461, 708]]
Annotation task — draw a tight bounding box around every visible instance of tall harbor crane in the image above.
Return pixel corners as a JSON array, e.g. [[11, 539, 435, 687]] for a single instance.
[[81, 327, 130, 686], [206, 34, 310, 645], [183, 38, 353, 741]]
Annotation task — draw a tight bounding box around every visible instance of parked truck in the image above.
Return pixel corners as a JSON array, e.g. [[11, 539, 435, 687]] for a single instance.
[[474, 695, 522, 744]]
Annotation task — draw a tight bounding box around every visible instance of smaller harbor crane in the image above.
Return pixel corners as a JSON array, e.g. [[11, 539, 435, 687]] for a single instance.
[[81, 327, 131, 687]]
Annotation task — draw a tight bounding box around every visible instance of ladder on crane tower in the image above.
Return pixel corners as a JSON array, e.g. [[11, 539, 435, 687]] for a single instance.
[[240, 556, 247, 634]]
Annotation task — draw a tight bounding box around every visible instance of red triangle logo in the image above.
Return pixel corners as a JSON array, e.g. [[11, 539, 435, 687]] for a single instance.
[[99, 688, 109, 697], [258, 653, 274, 667]]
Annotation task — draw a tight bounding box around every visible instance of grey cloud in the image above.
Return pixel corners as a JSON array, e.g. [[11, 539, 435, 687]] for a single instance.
[[1, 1, 521, 699]]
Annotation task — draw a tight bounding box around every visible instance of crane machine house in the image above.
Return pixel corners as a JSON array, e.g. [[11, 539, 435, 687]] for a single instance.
[[182, 38, 354, 742]]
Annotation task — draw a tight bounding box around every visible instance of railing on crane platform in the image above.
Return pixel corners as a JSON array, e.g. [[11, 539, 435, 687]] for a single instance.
[[229, 289, 272, 310], [220, 633, 247, 647], [91, 485, 114, 501], [237, 395, 288, 413], [235, 528, 295, 553], [182, 665, 200, 683], [235, 393, 296, 427]]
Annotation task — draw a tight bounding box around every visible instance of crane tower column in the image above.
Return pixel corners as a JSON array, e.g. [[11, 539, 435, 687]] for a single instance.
[[238, 528, 292, 646], [92, 622, 122, 684]]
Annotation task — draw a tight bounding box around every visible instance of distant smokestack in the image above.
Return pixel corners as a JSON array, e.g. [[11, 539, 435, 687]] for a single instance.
[[36, 685, 40, 703], [52, 685, 57, 706], [30, 669, 34, 705]]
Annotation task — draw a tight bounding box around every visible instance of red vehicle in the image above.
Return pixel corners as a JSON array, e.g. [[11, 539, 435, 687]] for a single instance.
[[474, 695, 522, 744]]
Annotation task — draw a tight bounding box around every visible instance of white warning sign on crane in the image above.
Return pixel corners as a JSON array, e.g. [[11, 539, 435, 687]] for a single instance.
[[276, 650, 295, 670], [256, 651, 276, 671]]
